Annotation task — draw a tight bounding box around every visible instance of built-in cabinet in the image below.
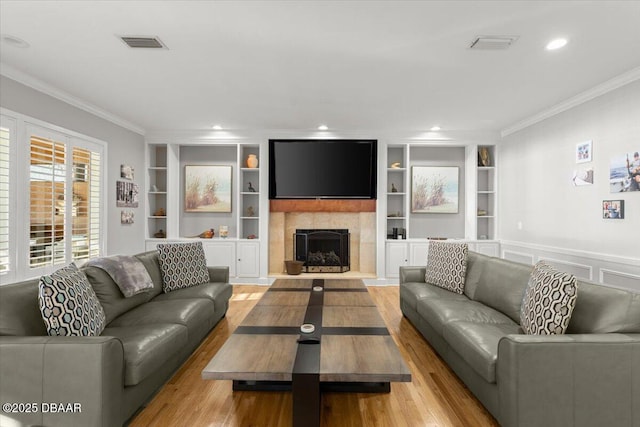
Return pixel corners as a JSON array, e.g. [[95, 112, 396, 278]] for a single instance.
[[144, 141, 265, 280], [382, 142, 499, 279]]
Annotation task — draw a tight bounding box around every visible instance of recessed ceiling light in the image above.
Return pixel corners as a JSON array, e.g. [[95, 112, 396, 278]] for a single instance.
[[1, 34, 30, 48], [430, 126, 441, 131], [318, 125, 328, 131], [212, 125, 222, 130], [546, 38, 568, 51]]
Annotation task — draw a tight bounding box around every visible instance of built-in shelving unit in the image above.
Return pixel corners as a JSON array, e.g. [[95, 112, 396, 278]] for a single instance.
[[144, 141, 265, 280], [476, 145, 496, 240], [239, 144, 260, 239], [147, 145, 167, 239], [386, 145, 408, 239]]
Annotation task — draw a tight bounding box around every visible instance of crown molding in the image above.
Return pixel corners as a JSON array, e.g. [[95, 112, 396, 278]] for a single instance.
[[501, 66, 640, 137], [0, 63, 146, 135]]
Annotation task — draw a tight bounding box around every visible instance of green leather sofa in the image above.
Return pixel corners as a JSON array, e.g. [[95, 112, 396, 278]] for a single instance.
[[0, 251, 232, 427], [400, 251, 640, 427]]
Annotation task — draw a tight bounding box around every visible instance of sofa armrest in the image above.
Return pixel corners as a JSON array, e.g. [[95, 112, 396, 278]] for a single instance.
[[497, 333, 640, 427], [399, 266, 426, 285], [208, 266, 229, 283], [0, 336, 124, 427]]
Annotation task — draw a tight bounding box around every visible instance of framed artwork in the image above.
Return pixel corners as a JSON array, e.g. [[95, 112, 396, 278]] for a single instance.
[[602, 200, 624, 219], [572, 168, 593, 186], [185, 165, 232, 212], [610, 150, 640, 192], [116, 181, 139, 207], [411, 166, 459, 213], [121, 210, 134, 224], [120, 164, 134, 180], [576, 140, 592, 163]]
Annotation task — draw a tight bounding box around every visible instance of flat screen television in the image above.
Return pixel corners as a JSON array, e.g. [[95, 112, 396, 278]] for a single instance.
[[269, 139, 377, 199]]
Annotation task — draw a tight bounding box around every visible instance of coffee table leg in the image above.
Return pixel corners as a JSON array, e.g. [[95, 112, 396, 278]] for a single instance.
[[292, 373, 320, 427]]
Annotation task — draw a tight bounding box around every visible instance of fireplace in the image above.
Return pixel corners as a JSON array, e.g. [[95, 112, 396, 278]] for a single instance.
[[294, 229, 350, 273]]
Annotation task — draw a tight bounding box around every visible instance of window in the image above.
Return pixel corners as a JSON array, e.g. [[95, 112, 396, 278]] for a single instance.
[[0, 110, 105, 282]]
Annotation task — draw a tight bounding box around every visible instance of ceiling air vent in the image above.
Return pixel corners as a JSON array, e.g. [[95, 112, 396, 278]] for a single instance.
[[119, 36, 167, 49], [469, 36, 518, 50]]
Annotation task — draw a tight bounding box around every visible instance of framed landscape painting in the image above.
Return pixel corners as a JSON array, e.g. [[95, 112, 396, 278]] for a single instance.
[[184, 165, 232, 212], [412, 166, 459, 213]]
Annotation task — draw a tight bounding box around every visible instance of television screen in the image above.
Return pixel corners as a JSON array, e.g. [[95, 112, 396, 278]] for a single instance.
[[269, 139, 377, 199]]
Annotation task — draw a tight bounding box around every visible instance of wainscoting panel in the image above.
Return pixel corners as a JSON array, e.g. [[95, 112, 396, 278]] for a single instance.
[[500, 240, 640, 293], [502, 250, 535, 265]]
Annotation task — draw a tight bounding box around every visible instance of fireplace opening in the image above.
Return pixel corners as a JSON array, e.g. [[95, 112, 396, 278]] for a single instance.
[[294, 229, 350, 273]]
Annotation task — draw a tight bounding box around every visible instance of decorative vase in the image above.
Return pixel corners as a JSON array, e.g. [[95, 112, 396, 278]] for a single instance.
[[247, 154, 258, 168]]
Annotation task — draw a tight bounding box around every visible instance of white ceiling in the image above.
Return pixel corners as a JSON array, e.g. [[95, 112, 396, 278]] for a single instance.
[[1, 1, 639, 135]]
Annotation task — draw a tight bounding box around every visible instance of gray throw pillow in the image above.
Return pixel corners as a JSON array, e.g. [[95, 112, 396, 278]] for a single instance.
[[157, 242, 210, 293], [38, 263, 106, 336], [520, 261, 578, 335], [424, 241, 468, 294]]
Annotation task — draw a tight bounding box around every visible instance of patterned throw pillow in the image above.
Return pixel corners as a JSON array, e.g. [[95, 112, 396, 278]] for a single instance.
[[38, 263, 106, 336], [157, 242, 210, 293], [520, 261, 578, 335], [424, 241, 468, 294]]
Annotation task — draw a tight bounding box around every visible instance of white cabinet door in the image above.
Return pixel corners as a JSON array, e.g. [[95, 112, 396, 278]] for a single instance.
[[385, 242, 408, 278], [202, 241, 236, 277], [409, 242, 430, 266], [237, 241, 260, 278], [474, 242, 500, 257]]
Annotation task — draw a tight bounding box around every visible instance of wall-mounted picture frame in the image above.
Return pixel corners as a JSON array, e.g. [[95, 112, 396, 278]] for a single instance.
[[185, 165, 232, 212], [116, 180, 139, 207], [572, 168, 594, 186], [610, 150, 640, 192], [120, 164, 134, 180], [121, 210, 134, 224], [602, 200, 624, 219], [411, 166, 459, 213], [576, 140, 592, 163]]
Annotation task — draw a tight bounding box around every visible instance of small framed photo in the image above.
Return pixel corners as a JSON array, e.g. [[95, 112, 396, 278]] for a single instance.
[[602, 200, 624, 219], [576, 140, 592, 163], [121, 210, 134, 224], [120, 164, 134, 180]]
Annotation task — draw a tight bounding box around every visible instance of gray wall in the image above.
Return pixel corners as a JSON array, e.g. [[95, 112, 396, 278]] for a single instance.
[[179, 145, 237, 237], [499, 80, 640, 257], [409, 146, 466, 239], [0, 76, 146, 255]]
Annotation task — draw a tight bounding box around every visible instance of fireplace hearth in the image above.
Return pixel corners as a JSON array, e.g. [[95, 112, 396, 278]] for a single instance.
[[295, 229, 350, 273]]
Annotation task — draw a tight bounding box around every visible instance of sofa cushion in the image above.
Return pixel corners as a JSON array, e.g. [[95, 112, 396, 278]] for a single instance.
[[38, 264, 106, 336], [520, 261, 578, 335], [107, 299, 214, 338], [400, 281, 469, 312], [102, 324, 187, 386], [417, 297, 516, 335], [443, 321, 522, 383], [424, 241, 468, 294], [83, 265, 151, 325], [463, 251, 492, 300], [473, 258, 532, 323], [157, 242, 210, 292], [152, 281, 233, 315], [134, 251, 164, 299], [568, 279, 640, 333], [0, 279, 47, 336]]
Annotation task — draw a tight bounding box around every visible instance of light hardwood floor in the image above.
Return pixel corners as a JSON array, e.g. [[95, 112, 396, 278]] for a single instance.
[[130, 285, 498, 427]]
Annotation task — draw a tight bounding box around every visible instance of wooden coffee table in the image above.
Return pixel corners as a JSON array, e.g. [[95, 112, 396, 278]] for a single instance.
[[202, 278, 411, 427]]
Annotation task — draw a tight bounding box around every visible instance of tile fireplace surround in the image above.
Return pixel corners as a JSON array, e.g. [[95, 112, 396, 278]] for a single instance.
[[269, 211, 376, 276]]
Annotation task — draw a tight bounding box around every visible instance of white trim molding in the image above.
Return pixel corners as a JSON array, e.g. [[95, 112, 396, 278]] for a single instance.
[[1, 63, 146, 136], [501, 66, 640, 137], [500, 240, 640, 293]]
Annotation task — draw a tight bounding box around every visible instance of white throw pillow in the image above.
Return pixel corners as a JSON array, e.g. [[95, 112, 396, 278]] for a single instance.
[[157, 242, 210, 292], [38, 263, 106, 336], [424, 241, 468, 294], [520, 261, 578, 335]]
